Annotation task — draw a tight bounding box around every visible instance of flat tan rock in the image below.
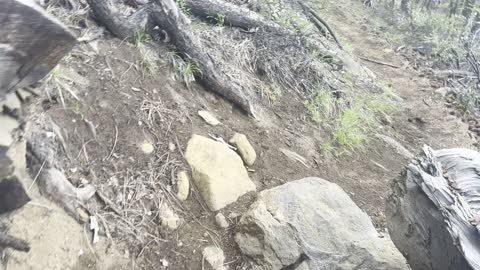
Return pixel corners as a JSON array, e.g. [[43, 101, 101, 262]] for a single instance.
[[185, 135, 255, 211], [198, 110, 221, 126], [229, 133, 257, 166]]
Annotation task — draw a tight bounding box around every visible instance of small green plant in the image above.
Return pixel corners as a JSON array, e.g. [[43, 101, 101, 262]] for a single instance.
[[276, 8, 311, 32], [333, 107, 368, 148], [304, 87, 336, 123], [320, 142, 334, 155], [264, 85, 283, 103], [134, 31, 152, 46], [383, 31, 404, 46], [183, 61, 202, 86], [168, 52, 203, 88], [137, 43, 159, 76], [341, 39, 354, 53], [208, 14, 225, 27], [49, 65, 63, 78], [45, 65, 81, 108], [177, 0, 191, 16], [307, 87, 396, 153]]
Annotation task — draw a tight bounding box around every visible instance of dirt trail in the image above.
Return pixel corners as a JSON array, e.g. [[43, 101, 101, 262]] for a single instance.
[[306, 0, 477, 228], [327, 0, 473, 150]]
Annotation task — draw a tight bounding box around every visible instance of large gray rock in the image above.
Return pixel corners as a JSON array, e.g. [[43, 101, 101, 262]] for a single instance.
[[185, 135, 256, 211], [235, 177, 408, 270], [386, 146, 480, 270]]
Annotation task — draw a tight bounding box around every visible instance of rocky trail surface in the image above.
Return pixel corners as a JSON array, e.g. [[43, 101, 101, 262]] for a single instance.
[[0, 0, 477, 269]]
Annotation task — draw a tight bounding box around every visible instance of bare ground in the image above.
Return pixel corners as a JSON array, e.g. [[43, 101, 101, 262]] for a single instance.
[[3, 0, 477, 269]]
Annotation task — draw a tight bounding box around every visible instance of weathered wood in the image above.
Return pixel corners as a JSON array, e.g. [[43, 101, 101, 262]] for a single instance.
[[0, 0, 76, 98], [386, 146, 480, 270], [184, 0, 282, 32], [85, 0, 152, 40]]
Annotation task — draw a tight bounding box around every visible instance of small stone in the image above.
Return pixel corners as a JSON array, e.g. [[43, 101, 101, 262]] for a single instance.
[[229, 133, 257, 166], [168, 142, 176, 152], [140, 142, 154, 154], [228, 212, 240, 219], [176, 171, 190, 201], [198, 110, 221, 126], [435, 87, 454, 97], [202, 246, 226, 270], [159, 204, 181, 230], [215, 213, 229, 229]]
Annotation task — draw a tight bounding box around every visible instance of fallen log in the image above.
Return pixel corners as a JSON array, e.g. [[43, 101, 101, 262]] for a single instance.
[[386, 146, 480, 270], [183, 0, 282, 32]]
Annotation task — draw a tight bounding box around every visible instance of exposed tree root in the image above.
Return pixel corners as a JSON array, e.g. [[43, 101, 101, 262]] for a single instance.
[[86, 0, 255, 115], [150, 0, 255, 115]]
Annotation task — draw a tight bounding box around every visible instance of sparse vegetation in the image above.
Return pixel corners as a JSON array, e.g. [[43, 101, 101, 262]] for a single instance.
[[44, 65, 81, 108], [207, 14, 225, 26], [134, 31, 159, 77], [307, 84, 396, 154], [134, 30, 152, 46], [305, 87, 336, 123], [168, 52, 202, 88], [178, 0, 192, 16]]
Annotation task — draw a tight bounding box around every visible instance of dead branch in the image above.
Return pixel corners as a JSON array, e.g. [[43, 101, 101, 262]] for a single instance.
[[359, 57, 400, 69], [298, 2, 343, 49], [434, 69, 477, 79], [0, 233, 30, 252]]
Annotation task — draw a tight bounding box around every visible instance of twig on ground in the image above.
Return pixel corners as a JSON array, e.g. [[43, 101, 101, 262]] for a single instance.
[[299, 1, 343, 49], [105, 124, 118, 160], [359, 57, 400, 68], [29, 159, 46, 191], [96, 190, 122, 215]]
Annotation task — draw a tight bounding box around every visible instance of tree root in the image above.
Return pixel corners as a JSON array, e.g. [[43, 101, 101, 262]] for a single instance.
[[86, 0, 255, 115]]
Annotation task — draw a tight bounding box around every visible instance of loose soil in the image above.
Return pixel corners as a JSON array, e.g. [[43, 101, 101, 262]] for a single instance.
[[3, 0, 477, 269]]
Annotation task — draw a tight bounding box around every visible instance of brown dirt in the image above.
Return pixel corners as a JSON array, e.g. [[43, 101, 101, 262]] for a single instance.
[[3, 0, 477, 269]]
